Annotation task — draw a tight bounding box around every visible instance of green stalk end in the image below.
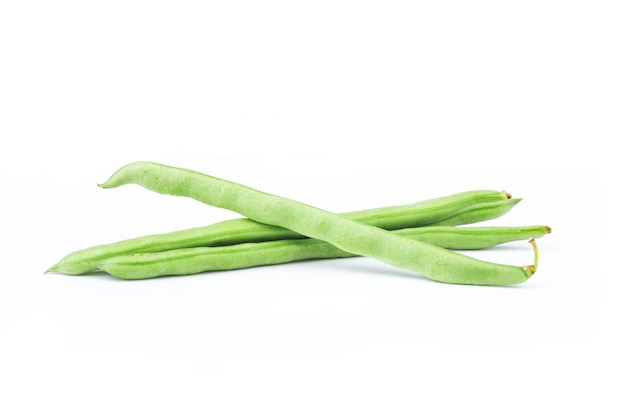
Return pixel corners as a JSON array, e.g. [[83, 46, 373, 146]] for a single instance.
[[522, 238, 539, 276]]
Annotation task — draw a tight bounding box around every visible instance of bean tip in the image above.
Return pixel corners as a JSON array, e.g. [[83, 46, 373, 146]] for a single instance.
[[45, 264, 62, 275], [97, 180, 117, 189]]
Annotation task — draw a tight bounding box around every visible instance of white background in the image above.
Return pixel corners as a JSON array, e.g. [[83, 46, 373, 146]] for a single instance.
[[1, 1, 624, 416]]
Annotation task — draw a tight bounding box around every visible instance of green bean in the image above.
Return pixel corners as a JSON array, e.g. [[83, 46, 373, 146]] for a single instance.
[[95, 161, 539, 285], [95, 225, 550, 279], [47, 189, 516, 276]]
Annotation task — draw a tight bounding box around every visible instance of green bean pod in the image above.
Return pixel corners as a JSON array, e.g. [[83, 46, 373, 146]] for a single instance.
[[47, 189, 517, 275], [95, 161, 540, 285], [95, 225, 550, 279]]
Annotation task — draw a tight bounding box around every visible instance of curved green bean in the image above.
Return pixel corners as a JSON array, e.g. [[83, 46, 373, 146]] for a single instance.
[[96, 162, 539, 285], [47, 189, 517, 275], [95, 225, 550, 279]]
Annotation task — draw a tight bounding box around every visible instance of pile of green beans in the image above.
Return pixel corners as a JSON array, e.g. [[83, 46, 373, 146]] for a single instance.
[[47, 162, 551, 285]]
